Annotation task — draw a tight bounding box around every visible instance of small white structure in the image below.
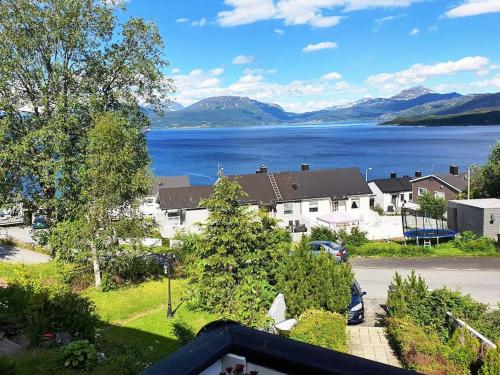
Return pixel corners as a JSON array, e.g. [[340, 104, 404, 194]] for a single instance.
[[368, 174, 412, 213], [267, 293, 297, 334]]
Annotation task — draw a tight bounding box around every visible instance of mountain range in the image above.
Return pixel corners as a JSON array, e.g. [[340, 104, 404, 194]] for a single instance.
[[146, 86, 500, 128]]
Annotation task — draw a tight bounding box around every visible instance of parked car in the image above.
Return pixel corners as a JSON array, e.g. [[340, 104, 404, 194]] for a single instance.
[[309, 240, 348, 262], [32, 215, 48, 230], [348, 280, 366, 324]]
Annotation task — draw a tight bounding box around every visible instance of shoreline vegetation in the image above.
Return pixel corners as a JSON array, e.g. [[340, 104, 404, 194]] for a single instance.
[[381, 110, 500, 127]]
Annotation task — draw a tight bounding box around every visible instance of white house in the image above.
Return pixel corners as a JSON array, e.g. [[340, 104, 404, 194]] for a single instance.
[[368, 174, 413, 213], [155, 165, 374, 238], [139, 176, 191, 219]]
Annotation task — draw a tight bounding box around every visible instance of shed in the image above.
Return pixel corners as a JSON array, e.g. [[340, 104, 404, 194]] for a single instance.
[[448, 199, 500, 241]]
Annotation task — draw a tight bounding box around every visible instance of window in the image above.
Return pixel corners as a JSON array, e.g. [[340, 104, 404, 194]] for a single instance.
[[434, 191, 445, 199], [333, 201, 339, 211], [351, 199, 360, 209], [284, 202, 293, 215], [409, 193, 413, 201], [369, 198, 375, 208], [400, 194, 405, 201], [309, 200, 318, 212], [418, 187, 427, 196]]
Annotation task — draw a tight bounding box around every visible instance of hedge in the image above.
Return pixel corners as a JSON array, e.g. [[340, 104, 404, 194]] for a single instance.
[[351, 242, 432, 257], [289, 309, 347, 352]]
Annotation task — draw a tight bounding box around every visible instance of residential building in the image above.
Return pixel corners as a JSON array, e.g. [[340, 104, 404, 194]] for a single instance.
[[448, 199, 500, 241], [368, 173, 412, 212], [156, 165, 374, 238], [410, 164, 468, 202], [139, 176, 191, 218], [141, 320, 409, 375]]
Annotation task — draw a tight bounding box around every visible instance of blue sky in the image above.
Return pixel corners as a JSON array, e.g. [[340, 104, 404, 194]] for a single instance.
[[120, 0, 500, 112]]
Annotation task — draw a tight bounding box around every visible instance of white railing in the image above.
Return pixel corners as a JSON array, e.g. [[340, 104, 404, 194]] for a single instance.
[[446, 311, 497, 350]]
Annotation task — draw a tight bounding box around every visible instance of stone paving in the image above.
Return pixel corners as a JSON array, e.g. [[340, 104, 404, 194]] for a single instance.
[[348, 326, 401, 368]]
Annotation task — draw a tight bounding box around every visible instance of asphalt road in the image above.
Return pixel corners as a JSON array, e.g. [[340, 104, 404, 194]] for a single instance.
[[351, 257, 500, 307], [0, 244, 50, 264]]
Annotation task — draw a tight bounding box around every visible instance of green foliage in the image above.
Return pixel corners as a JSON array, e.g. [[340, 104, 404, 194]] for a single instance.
[[172, 319, 195, 345], [471, 141, 500, 199], [184, 177, 291, 327], [309, 226, 367, 251], [0, 279, 99, 344], [418, 192, 447, 219], [289, 309, 347, 352], [446, 328, 481, 373], [386, 317, 467, 374], [48, 219, 89, 262], [352, 242, 432, 257], [453, 231, 497, 254], [62, 340, 97, 370], [277, 239, 353, 318], [372, 204, 385, 215], [479, 345, 500, 375]]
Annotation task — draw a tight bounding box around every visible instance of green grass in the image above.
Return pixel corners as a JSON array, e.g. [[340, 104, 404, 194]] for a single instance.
[[1, 263, 216, 375], [0, 261, 74, 283]]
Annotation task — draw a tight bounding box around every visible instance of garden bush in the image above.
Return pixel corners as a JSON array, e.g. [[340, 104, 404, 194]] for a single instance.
[[479, 344, 500, 375], [289, 309, 347, 352], [351, 242, 432, 257], [172, 319, 196, 345], [278, 239, 353, 318], [62, 340, 97, 370], [452, 231, 497, 254], [309, 226, 368, 251]]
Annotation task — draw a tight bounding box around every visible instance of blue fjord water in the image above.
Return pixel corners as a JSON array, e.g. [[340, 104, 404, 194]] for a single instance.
[[146, 123, 500, 186]]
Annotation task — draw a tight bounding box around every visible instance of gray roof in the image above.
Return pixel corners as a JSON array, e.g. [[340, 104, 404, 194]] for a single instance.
[[435, 173, 468, 192], [369, 177, 412, 193], [449, 198, 500, 209], [153, 176, 191, 193], [158, 167, 372, 210]]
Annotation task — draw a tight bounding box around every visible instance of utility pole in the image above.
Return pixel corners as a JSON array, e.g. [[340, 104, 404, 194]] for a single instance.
[[365, 167, 372, 182], [467, 166, 471, 199]]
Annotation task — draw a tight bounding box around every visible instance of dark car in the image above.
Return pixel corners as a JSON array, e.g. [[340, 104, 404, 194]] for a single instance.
[[309, 240, 348, 262], [348, 280, 366, 324], [32, 215, 48, 230]]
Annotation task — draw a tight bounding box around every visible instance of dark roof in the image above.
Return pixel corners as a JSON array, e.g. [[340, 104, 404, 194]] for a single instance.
[[158, 167, 372, 210], [157, 185, 213, 210], [153, 176, 191, 193], [411, 172, 468, 192], [370, 177, 412, 193], [141, 320, 410, 375]]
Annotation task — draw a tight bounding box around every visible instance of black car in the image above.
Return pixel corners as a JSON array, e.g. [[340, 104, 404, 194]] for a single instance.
[[309, 240, 348, 262], [348, 280, 366, 324]]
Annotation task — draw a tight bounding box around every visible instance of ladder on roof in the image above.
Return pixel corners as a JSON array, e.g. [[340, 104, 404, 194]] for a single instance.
[[268, 172, 283, 202]]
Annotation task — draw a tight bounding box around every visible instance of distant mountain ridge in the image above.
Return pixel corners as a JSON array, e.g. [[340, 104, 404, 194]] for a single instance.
[[148, 87, 500, 128]]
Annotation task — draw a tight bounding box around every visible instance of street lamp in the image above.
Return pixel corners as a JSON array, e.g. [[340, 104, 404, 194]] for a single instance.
[[365, 167, 372, 182], [162, 253, 176, 318]]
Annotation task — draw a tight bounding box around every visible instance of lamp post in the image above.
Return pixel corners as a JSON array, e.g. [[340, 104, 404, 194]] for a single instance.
[[163, 253, 175, 319], [365, 167, 372, 182]]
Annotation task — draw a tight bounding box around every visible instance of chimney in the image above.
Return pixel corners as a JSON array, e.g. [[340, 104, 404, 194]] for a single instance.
[[301, 164, 310, 171], [390, 172, 397, 179], [259, 165, 268, 174], [415, 170, 422, 178], [450, 164, 459, 176]]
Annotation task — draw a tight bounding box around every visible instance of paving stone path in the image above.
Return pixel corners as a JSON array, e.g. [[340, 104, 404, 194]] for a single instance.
[[347, 326, 401, 368]]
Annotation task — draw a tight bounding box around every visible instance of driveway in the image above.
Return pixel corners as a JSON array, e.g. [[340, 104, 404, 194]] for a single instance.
[[0, 244, 50, 264], [352, 257, 500, 307]]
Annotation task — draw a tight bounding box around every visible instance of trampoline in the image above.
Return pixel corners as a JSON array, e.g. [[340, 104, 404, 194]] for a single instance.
[[404, 228, 456, 239]]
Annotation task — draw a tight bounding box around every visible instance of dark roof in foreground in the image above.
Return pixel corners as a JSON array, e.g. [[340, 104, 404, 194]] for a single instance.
[[141, 320, 410, 375], [157, 167, 373, 210], [369, 177, 412, 193]]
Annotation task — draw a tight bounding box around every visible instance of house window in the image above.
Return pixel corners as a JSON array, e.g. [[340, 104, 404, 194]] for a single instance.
[[369, 198, 375, 208], [351, 199, 360, 209], [400, 194, 405, 201], [434, 191, 445, 199], [309, 200, 318, 212], [284, 202, 293, 215], [409, 193, 413, 201], [333, 201, 339, 211], [418, 187, 427, 196]]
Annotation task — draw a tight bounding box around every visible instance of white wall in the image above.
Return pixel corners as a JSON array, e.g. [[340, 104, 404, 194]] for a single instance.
[[366, 183, 412, 212]]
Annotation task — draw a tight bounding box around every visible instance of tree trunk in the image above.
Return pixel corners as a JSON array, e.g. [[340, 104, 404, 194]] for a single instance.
[[90, 241, 101, 289]]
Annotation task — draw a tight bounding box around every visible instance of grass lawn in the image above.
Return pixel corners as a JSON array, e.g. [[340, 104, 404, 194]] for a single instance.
[[0, 264, 217, 375]]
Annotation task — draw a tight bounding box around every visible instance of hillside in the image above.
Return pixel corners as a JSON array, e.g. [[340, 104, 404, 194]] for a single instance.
[[382, 110, 500, 126]]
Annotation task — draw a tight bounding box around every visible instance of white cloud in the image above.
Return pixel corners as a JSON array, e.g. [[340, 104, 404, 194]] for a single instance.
[[470, 74, 500, 88], [189, 69, 204, 76], [445, 0, 500, 18], [210, 68, 225, 76], [366, 56, 491, 88], [410, 27, 420, 35], [191, 18, 207, 26], [176, 18, 189, 23], [274, 28, 284, 34], [302, 41, 338, 53], [171, 68, 181, 74], [322, 72, 343, 80], [232, 54, 255, 64], [217, 0, 421, 27]]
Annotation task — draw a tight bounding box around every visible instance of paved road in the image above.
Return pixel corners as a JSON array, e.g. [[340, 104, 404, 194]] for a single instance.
[[0, 244, 50, 264], [351, 257, 500, 306]]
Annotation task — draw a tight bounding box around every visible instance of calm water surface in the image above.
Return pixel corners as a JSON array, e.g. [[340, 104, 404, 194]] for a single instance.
[[147, 123, 500, 185]]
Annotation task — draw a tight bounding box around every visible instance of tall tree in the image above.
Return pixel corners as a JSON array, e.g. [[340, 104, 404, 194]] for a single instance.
[[83, 111, 151, 288], [0, 0, 173, 221], [471, 141, 500, 199]]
